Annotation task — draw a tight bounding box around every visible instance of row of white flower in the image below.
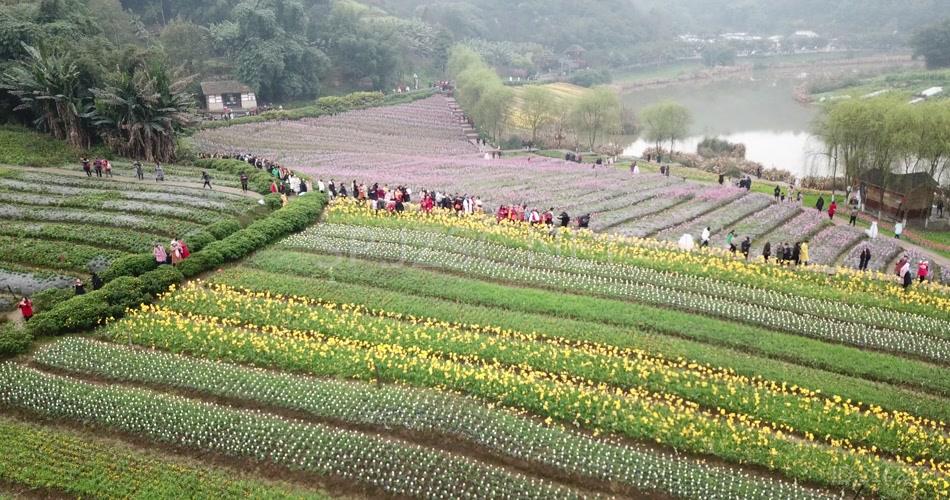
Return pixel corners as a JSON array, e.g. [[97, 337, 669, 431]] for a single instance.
[[34, 338, 838, 500], [283, 229, 950, 363], [0, 363, 587, 500]]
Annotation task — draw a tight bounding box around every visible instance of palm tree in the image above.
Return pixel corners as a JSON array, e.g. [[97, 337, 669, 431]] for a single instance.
[[89, 63, 195, 162], [0, 44, 92, 148]]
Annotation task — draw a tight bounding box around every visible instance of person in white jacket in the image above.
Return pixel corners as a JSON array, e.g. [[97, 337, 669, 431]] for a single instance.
[[700, 227, 711, 248]]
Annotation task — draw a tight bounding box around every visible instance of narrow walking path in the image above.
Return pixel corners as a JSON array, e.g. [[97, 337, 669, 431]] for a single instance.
[[1, 164, 261, 200]]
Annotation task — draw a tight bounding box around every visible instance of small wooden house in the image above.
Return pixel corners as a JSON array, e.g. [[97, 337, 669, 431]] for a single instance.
[[200, 81, 257, 114], [854, 171, 938, 221]]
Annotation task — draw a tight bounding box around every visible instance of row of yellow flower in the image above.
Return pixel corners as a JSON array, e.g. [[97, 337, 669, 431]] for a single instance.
[[154, 283, 948, 467], [325, 199, 950, 314], [104, 303, 948, 498]]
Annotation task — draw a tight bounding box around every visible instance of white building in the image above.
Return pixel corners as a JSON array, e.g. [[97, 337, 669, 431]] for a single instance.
[[200, 81, 257, 114]]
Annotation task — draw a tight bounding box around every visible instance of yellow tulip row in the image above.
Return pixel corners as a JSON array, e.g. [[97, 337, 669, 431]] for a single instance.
[[106, 304, 949, 498], [325, 198, 950, 314]]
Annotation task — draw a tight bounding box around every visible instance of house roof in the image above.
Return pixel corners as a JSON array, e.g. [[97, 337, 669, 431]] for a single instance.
[[200, 80, 253, 96], [859, 170, 938, 193]]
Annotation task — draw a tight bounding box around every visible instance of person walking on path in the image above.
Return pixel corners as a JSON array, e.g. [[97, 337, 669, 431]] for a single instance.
[[240, 173, 249, 193], [93, 158, 103, 177], [776, 242, 785, 264], [740, 236, 751, 260], [828, 200, 837, 220], [792, 242, 802, 265], [918, 260, 930, 283], [81, 157, 91, 177], [858, 246, 872, 271], [800, 240, 809, 266], [849, 207, 858, 226], [900, 259, 913, 289], [17, 297, 33, 322], [774, 185, 780, 200], [202, 171, 212, 190], [133, 161, 144, 180], [155, 163, 165, 182], [90, 273, 102, 291], [763, 241, 771, 262], [103, 159, 112, 178], [153, 244, 167, 265], [73, 278, 86, 295], [700, 227, 711, 248], [725, 230, 737, 254], [815, 195, 825, 213], [894, 220, 904, 239]]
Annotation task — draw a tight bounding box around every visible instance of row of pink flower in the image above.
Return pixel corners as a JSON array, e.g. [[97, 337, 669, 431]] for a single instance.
[[806, 225, 867, 266], [656, 193, 774, 243], [616, 186, 747, 238]]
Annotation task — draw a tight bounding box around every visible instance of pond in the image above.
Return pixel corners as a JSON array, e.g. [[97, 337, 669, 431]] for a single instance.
[[622, 76, 832, 178]]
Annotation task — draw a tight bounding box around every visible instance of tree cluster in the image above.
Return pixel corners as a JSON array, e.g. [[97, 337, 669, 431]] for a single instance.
[[814, 97, 950, 195], [0, 0, 193, 161], [911, 19, 950, 69]]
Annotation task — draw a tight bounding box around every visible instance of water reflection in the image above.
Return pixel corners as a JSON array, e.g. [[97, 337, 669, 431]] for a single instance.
[[621, 75, 831, 178]]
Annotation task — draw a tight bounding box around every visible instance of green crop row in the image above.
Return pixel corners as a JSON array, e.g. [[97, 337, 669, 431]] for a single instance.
[[156, 283, 949, 464], [32, 336, 839, 500], [0, 204, 202, 236], [0, 364, 590, 499], [0, 221, 166, 254], [0, 187, 228, 225], [241, 250, 950, 401], [0, 234, 123, 273], [100, 308, 947, 499], [0, 414, 326, 499]]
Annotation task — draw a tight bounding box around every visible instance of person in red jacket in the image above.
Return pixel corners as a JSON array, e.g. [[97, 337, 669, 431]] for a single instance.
[[918, 261, 930, 283], [17, 297, 33, 321], [270, 181, 278, 193], [827, 200, 837, 220]]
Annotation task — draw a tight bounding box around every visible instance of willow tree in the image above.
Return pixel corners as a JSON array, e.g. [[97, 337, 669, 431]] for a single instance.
[[519, 85, 556, 145], [0, 44, 92, 148], [570, 86, 621, 151], [639, 100, 691, 157], [89, 63, 195, 162]]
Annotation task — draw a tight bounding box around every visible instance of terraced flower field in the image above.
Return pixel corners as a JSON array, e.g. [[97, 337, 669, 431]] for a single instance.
[[192, 95, 944, 279], [0, 164, 260, 310], [2, 198, 947, 499]]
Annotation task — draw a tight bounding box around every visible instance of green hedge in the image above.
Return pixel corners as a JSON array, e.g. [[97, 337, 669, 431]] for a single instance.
[[26, 192, 327, 337]]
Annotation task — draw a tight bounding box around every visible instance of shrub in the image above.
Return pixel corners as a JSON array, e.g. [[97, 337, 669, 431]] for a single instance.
[[139, 266, 184, 295], [27, 276, 149, 337], [0, 323, 31, 357], [31, 287, 74, 312], [569, 69, 612, 87], [101, 254, 157, 282]]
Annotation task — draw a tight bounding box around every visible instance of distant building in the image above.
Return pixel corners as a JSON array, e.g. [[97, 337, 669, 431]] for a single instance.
[[200, 80, 257, 115], [854, 171, 938, 221]]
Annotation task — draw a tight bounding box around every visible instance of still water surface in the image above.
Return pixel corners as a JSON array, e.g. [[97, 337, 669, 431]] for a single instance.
[[622, 76, 831, 178]]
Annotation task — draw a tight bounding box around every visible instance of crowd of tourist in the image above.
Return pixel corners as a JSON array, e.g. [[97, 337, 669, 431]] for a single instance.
[[710, 228, 812, 266]]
